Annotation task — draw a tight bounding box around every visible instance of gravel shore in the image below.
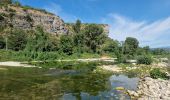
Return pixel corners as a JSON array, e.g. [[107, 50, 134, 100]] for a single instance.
[[127, 77, 170, 100]]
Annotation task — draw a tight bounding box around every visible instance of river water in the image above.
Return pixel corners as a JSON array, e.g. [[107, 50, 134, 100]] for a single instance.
[[0, 67, 139, 100]]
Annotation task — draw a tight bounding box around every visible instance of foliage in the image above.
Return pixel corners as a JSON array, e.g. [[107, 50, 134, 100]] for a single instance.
[[72, 19, 81, 33], [84, 24, 105, 52], [22, 5, 54, 15], [72, 20, 85, 54], [25, 14, 33, 22], [13, 0, 21, 6], [8, 29, 27, 51], [25, 26, 59, 52], [150, 68, 169, 79], [0, 0, 12, 5], [0, 35, 5, 49], [124, 37, 139, 58], [60, 35, 74, 55], [102, 37, 119, 54], [137, 55, 152, 65], [151, 48, 168, 55], [0, 14, 4, 21]]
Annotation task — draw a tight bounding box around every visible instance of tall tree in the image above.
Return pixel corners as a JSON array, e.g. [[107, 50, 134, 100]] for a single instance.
[[73, 19, 81, 33], [84, 24, 104, 52], [0, 35, 5, 49], [8, 29, 27, 51], [124, 37, 139, 58], [60, 35, 74, 55]]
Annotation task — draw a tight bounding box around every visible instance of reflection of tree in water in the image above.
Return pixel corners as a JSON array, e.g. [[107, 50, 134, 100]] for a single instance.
[[59, 73, 111, 100], [0, 69, 111, 100]]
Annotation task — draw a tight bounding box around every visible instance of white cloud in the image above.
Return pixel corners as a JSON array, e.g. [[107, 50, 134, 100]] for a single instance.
[[102, 14, 170, 48], [44, 3, 78, 23]]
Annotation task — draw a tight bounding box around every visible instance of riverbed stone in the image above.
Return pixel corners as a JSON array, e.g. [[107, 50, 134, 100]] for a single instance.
[[127, 77, 170, 100]]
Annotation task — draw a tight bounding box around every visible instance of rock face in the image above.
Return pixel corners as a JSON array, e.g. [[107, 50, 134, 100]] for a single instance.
[[0, 6, 109, 35], [127, 77, 170, 100], [0, 6, 68, 35]]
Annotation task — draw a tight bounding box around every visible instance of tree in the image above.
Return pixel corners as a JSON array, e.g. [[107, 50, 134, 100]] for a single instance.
[[73, 19, 81, 33], [84, 24, 104, 52], [0, 0, 12, 5], [0, 35, 5, 49], [25, 26, 51, 52], [8, 29, 27, 51], [13, 0, 21, 6], [60, 35, 74, 55], [102, 37, 119, 53], [137, 55, 152, 65], [124, 37, 139, 58], [143, 46, 150, 54]]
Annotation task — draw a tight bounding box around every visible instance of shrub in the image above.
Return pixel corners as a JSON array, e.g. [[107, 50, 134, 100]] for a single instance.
[[150, 68, 169, 79], [137, 55, 152, 65], [0, 14, 4, 20], [0, 35, 5, 49], [25, 15, 33, 22], [8, 29, 27, 51], [8, 8, 16, 12]]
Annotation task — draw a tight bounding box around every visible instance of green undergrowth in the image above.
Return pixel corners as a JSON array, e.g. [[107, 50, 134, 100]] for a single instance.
[[150, 68, 169, 80], [0, 50, 103, 62], [29, 61, 115, 70]]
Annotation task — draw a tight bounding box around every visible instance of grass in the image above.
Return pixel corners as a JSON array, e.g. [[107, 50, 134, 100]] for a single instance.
[[0, 50, 103, 62]]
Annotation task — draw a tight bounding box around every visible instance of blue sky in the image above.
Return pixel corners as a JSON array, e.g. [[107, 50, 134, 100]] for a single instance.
[[18, 0, 170, 48]]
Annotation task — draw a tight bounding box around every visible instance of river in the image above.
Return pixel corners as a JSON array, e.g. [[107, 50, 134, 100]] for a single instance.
[[0, 65, 139, 100]]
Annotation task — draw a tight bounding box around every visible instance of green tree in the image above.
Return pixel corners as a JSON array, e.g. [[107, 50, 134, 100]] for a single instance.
[[60, 35, 74, 55], [0, 0, 12, 5], [84, 24, 104, 52], [25, 26, 52, 52], [102, 37, 119, 53], [13, 0, 21, 6], [143, 46, 150, 54], [124, 37, 139, 58], [73, 19, 81, 33], [72, 20, 85, 53], [0, 35, 5, 49], [8, 29, 27, 51], [137, 55, 152, 65]]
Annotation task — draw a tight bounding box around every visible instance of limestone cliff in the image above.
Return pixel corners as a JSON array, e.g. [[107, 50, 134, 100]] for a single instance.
[[0, 5, 68, 35], [0, 5, 109, 35]]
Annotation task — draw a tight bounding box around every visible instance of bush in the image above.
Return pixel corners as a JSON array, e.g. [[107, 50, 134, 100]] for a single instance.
[[0, 35, 5, 49], [0, 14, 4, 21], [150, 68, 168, 79], [137, 55, 152, 65], [25, 15, 33, 22]]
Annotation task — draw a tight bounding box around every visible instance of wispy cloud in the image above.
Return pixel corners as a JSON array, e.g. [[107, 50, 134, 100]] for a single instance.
[[44, 3, 78, 23], [102, 14, 170, 48]]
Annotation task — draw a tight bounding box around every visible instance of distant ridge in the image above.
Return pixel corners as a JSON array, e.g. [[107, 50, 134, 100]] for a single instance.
[[151, 46, 170, 51]]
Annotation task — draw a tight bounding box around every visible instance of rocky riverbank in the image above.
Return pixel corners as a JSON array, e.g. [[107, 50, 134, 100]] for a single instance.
[[127, 77, 170, 100]]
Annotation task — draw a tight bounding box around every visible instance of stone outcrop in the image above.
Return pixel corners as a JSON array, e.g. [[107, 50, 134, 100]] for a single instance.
[[0, 5, 68, 35], [127, 77, 170, 100], [0, 5, 109, 36]]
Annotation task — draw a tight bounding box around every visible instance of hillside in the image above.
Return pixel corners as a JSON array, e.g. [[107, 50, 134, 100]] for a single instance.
[[0, 5, 68, 35], [0, 5, 109, 35]]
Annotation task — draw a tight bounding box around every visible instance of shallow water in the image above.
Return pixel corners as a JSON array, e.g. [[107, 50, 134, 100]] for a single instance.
[[60, 74, 139, 100], [0, 67, 139, 100]]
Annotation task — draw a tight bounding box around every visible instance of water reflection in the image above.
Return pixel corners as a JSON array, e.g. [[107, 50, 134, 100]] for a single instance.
[[60, 74, 139, 100], [0, 67, 139, 100]]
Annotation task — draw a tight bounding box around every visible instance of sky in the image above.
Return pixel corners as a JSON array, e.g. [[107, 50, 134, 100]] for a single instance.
[[18, 0, 170, 48]]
